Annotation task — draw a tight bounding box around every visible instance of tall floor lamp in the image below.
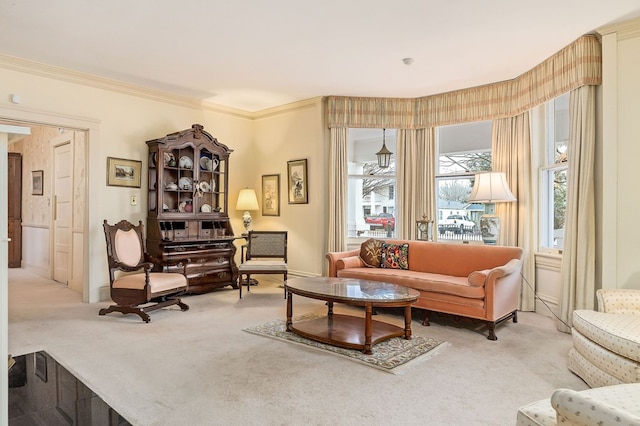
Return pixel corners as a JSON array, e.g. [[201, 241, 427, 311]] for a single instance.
[[467, 172, 516, 245]]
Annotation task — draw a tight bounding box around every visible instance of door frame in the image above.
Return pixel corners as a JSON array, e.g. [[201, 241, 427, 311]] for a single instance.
[[0, 105, 100, 303]]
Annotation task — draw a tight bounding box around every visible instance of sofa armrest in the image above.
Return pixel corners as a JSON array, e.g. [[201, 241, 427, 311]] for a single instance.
[[483, 258, 523, 320], [551, 387, 640, 426], [326, 249, 361, 277], [596, 289, 640, 314]]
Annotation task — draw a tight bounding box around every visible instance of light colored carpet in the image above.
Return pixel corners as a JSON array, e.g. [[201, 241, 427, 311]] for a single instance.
[[243, 313, 447, 374], [8, 269, 588, 426]]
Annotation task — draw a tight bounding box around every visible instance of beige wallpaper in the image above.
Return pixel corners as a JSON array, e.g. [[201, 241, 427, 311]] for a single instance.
[[10, 126, 57, 226]]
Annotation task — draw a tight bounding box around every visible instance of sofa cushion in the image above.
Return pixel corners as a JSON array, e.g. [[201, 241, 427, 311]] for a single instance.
[[336, 268, 485, 299], [381, 242, 409, 270], [359, 238, 384, 268], [573, 310, 640, 363]]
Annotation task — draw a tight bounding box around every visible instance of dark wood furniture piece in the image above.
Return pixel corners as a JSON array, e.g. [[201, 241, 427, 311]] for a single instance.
[[8, 152, 22, 268], [100, 220, 189, 323], [146, 124, 238, 294], [238, 231, 288, 299], [285, 277, 419, 354]]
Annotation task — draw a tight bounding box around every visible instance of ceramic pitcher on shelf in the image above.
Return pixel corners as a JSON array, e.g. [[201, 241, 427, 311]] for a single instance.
[[211, 158, 219, 171]]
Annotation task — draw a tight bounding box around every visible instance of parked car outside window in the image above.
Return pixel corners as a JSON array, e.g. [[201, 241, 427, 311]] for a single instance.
[[365, 212, 395, 230], [438, 214, 477, 234]]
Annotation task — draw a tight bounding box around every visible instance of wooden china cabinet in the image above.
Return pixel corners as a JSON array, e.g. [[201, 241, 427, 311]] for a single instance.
[[146, 124, 238, 294]]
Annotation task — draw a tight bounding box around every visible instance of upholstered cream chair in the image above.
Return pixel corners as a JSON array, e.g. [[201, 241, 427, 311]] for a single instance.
[[517, 383, 640, 426], [100, 220, 189, 322], [568, 289, 640, 387]]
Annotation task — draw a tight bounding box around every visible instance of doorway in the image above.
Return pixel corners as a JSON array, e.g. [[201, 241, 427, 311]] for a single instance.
[[3, 121, 87, 297]]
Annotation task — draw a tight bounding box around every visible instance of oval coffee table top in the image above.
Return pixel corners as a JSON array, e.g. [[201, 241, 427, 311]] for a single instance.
[[285, 276, 419, 304]]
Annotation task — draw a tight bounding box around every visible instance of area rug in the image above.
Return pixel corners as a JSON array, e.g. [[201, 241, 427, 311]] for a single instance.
[[243, 313, 448, 374]]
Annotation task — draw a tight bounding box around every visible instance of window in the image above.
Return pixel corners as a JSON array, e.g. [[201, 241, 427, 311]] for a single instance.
[[347, 129, 397, 239], [436, 121, 492, 241], [539, 93, 569, 252]]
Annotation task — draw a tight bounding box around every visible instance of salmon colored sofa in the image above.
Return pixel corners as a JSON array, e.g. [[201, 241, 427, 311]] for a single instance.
[[326, 239, 524, 340]]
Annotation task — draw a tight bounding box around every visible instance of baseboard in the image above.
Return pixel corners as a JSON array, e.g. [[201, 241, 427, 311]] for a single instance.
[[535, 294, 559, 319], [287, 270, 321, 278], [98, 285, 111, 302]]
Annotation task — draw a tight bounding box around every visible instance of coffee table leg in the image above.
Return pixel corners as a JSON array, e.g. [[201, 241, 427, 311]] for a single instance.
[[404, 305, 413, 340], [364, 304, 373, 354], [286, 291, 293, 332]]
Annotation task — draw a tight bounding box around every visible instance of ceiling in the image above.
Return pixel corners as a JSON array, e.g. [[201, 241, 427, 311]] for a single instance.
[[2, 1, 640, 113]]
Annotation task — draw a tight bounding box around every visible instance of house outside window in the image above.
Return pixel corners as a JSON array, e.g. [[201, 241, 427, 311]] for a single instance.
[[436, 121, 492, 241], [347, 128, 397, 239], [539, 93, 569, 252]]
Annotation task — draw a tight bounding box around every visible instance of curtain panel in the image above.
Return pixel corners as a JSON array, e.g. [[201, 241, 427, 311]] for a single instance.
[[492, 113, 536, 311], [558, 85, 596, 332], [327, 128, 348, 252], [326, 35, 601, 129], [396, 128, 436, 239]]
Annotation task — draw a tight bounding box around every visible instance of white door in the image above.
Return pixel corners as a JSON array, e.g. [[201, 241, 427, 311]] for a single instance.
[[53, 140, 72, 285]]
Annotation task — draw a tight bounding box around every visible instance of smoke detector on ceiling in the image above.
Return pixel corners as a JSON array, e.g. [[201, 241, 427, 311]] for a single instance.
[[402, 57, 414, 66]]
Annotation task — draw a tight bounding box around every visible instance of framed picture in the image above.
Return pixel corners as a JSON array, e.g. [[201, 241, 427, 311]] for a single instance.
[[107, 157, 142, 188], [262, 174, 280, 216], [31, 170, 44, 195], [287, 159, 308, 204]]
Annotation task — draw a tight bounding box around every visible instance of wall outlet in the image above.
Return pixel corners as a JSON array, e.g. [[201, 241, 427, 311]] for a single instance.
[[130, 195, 137, 206]]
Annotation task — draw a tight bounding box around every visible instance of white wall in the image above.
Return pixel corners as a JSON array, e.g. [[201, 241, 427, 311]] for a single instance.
[[252, 99, 327, 276], [0, 62, 253, 302], [599, 19, 640, 291]]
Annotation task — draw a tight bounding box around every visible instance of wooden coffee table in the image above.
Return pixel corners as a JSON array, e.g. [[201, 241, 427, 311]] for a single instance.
[[284, 277, 419, 354]]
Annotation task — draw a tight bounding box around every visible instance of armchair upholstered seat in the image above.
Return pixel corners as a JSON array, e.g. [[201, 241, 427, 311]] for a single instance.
[[238, 231, 287, 298], [568, 289, 640, 387], [100, 220, 189, 322], [516, 383, 640, 426]]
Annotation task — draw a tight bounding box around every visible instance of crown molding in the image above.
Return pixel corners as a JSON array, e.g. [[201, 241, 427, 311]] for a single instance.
[[597, 16, 640, 40], [0, 54, 254, 119], [247, 96, 324, 119]]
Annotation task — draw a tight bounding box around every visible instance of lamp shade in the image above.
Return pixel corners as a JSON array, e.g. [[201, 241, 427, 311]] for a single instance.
[[467, 172, 516, 203], [236, 188, 259, 211]]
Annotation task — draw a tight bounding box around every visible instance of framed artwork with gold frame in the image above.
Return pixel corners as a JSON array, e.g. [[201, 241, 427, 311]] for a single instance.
[[262, 174, 280, 216], [287, 159, 308, 204], [107, 157, 142, 188]]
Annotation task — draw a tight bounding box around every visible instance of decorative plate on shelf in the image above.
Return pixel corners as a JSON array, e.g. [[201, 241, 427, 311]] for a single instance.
[[179, 155, 193, 169], [178, 177, 192, 191], [201, 203, 212, 213], [200, 156, 213, 171]]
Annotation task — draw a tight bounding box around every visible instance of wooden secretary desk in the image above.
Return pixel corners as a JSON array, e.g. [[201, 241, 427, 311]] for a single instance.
[[145, 124, 239, 294]]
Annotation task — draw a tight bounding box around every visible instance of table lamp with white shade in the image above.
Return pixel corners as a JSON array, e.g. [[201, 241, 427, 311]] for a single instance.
[[236, 188, 259, 234], [467, 172, 516, 245]]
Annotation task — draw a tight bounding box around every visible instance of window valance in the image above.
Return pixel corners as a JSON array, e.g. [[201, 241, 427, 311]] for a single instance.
[[327, 35, 601, 129]]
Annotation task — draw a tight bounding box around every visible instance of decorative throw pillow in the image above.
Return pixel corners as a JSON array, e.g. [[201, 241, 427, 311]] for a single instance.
[[359, 238, 384, 268], [381, 243, 409, 270]]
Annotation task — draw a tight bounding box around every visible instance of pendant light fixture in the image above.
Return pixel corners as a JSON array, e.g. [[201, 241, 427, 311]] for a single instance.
[[376, 128, 393, 168]]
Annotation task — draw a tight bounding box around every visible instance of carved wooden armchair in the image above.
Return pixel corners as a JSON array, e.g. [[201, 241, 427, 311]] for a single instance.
[[100, 219, 189, 322], [238, 231, 288, 299]]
